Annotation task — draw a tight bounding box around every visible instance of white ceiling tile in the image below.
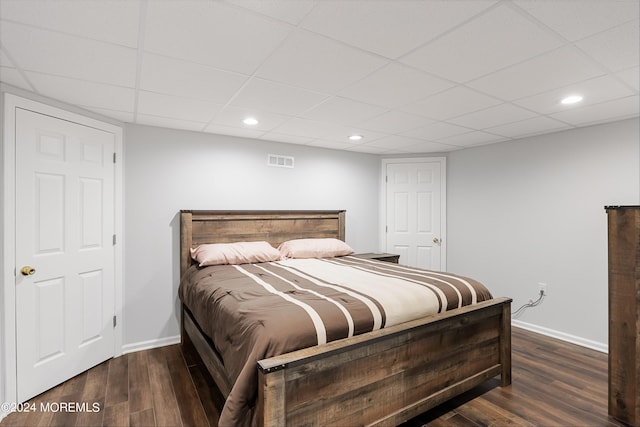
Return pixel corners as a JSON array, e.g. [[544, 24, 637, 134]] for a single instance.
[[0, 50, 14, 67], [486, 116, 571, 138], [81, 107, 134, 123], [404, 141, 461, 154], [255, 29, 387, 93], [376, 148, 419, 155], [514, 75, 634, 114], [344, 144, 391, 154], [437, 131, 506, 147], [360, 135, 431, 150], [401, 121, 472, 140], [259, 132, 316, 145], [402, 141, 461, 153], [0, 0, 140, 47], [224, 0, 318, 25], [340, 63, 454, 108], [306, 139, 358, 151], [144, 1, 292, 75], [1, 22, 137, 87], [230, 78, 328, 116], [139, 54, 249, 104], [0, 67, 32, 90], [402, 85, 502, 120], [203, 123, 265, 139], [300, 1, 496, 59], [212, 106, 290, 132], [137, 91, 223, 123], [137, 114, 208, 132], [616, 66, 640, 91], [272, 117, 341, 139], [549, 95, 640, 125], [319, 125, 385, 144], [272, 117, 385, 144], [26, 72, 135, 112], [401, 3, 563, 82], [447, 103, 537, 130], [301, 96, 387, 125], [468, 46, 605, 100], [576, 20, 640, 72], [357, 110, 430, 134], [514, 0, 639, 42]]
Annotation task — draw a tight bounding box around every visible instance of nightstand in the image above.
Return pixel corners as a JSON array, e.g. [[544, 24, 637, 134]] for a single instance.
[[353, 252, 400, 264]]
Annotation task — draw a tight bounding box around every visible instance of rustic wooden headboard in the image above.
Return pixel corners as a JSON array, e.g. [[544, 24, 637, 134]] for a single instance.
[[180, 210, 346, 276]]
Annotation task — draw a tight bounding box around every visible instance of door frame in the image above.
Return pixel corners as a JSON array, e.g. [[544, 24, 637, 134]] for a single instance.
[[380, 157, 447, 270], [2, 93, 124, 405]]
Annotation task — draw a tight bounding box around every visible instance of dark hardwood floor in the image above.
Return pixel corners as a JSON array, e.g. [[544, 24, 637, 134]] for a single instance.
[[1, 328, 624, 427]]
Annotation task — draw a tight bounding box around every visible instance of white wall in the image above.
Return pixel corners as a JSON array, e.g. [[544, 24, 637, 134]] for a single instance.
[[123, 124, 380, 348], [447, 118, 640, 350]]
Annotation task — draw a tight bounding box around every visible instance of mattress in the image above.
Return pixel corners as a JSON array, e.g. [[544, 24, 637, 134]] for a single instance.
[[178, 256, 493, 427]]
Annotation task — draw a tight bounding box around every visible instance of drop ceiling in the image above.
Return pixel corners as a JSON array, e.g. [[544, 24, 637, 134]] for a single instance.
[[0, 0, 638, 154]]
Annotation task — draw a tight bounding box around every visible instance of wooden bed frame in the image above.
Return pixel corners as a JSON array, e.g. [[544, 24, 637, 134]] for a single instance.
[[180, 210, 512, 427]]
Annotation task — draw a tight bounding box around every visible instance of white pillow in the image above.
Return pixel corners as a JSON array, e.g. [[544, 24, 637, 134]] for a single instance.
[[191, 241, 281, 267]]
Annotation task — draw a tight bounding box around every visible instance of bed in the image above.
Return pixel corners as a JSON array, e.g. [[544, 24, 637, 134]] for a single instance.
[[179, 210, 512, 427]]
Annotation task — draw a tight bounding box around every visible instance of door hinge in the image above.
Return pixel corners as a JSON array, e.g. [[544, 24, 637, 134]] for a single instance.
[[385, 225, 388, 233], [113, 234, 116, 245], [385, 175, 388, 183], [113, 152, 116, 163], [113, 315, 117, 328]]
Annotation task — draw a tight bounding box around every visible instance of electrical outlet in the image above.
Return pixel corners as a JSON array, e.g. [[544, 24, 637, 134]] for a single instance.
[[538, 282, 548, 296]]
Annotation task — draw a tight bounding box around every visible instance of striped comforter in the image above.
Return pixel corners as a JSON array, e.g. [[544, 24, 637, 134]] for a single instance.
[[179, 256, 492, 427]]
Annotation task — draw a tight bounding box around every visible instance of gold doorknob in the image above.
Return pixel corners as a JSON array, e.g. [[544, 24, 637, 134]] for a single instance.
[[433, 237, 441, 244], [20, 266, 36, 276]]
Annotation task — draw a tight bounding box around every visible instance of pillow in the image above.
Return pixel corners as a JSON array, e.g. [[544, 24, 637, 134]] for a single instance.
[[278, 238, 354, 259], [191, 241, 281, 267]]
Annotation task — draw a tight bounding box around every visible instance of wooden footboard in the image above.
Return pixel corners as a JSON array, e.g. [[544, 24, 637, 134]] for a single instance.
[[256, 297, 511, 427]]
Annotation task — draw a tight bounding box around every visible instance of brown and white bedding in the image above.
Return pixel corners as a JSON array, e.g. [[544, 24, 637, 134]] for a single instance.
[[179, 256, 493, 427]]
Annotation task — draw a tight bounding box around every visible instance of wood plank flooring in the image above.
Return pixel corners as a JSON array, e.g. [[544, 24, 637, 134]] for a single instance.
[[1, 328, 625, 427]]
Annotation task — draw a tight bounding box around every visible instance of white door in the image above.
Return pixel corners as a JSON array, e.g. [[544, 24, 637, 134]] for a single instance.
[[15, 108, 115, 402], [385, 160, 444, 270]]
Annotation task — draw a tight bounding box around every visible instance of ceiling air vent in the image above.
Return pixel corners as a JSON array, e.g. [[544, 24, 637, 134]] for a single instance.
[[267, 154, 294, 168]]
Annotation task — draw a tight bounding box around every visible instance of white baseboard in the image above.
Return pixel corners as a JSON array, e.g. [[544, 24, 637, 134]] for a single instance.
[[121, 335, 181, 355], [512, 320, 607, 353], [122, 326, 606, 356]]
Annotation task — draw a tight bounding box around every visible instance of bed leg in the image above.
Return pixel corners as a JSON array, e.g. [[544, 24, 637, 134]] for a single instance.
[[258, 369, 286, 427], [500, 302, 512, 387]]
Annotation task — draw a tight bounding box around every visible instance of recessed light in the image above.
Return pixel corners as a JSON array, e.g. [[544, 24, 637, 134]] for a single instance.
[[243, 117, 259, 125], [349, 134, 363, 141], [561, 95, 583, 105]]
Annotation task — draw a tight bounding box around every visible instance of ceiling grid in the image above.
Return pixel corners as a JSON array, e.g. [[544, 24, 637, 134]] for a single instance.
[[0, 0, 637, 154]]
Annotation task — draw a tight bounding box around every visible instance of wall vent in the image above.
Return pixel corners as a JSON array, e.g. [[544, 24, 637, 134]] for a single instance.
[[267, 154, 294, 168]]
